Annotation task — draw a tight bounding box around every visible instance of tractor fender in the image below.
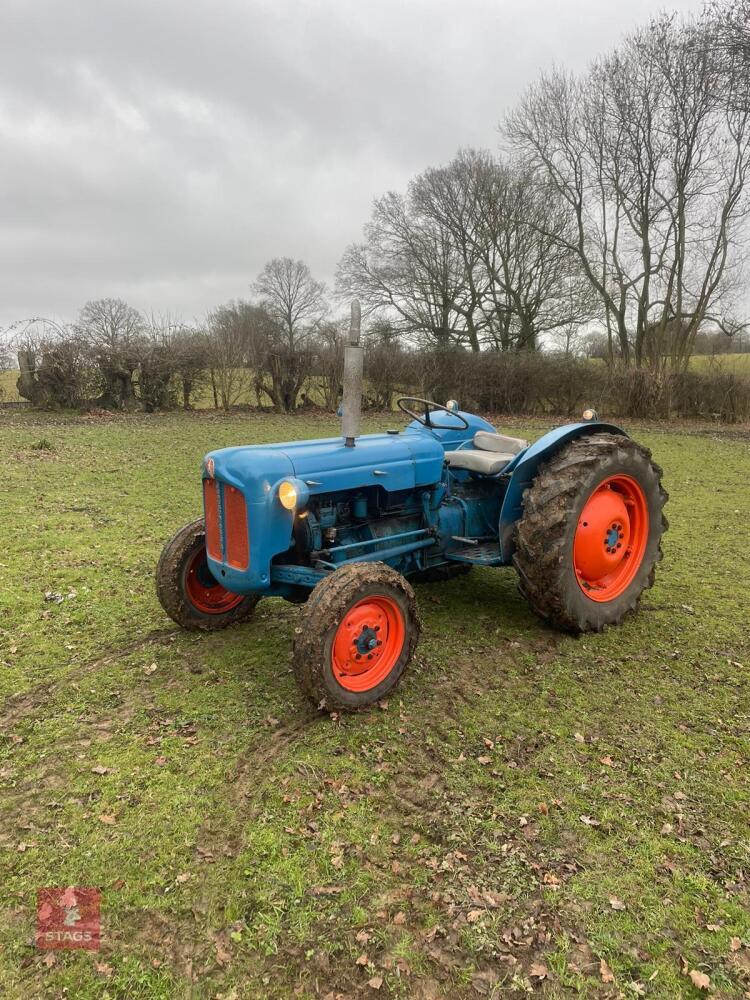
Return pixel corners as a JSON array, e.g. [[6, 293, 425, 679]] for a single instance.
[[497, 421, 627, 563]]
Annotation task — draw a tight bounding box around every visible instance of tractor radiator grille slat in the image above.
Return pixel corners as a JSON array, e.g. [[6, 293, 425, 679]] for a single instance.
[[203, 479, 222, 561], [223, 484, 249, 570]]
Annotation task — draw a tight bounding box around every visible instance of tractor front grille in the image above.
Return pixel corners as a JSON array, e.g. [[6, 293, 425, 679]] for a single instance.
[[203, 479, 249, 571]]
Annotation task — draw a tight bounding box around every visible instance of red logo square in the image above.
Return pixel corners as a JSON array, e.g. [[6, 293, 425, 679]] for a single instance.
[[36, 887, 101, 950]]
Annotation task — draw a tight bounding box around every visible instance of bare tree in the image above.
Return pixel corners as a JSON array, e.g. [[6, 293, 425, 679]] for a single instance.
[[10, 318, 97, 408], [506, 12, 750, 371], [467, 153, 594, 350], [253, 258, 325, 348], [252, 258, 326, 411], [74, 298, 145, 407], [338, 151, 591, 353], [309, 319, 345, 412], [337, 189, 478, 349], [170, 326, 211, 409], [205, 302, 256, 410]]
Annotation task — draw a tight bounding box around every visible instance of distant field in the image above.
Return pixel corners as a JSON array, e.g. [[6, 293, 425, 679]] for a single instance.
[[689, 353, 750, 373]]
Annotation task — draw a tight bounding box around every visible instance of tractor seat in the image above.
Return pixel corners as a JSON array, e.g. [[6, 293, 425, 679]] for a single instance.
[[444, 431, 528, 475]]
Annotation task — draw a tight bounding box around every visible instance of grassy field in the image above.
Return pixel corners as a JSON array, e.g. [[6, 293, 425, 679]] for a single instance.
[[1, 409, 749, 999], [690, 354, 750, 373]]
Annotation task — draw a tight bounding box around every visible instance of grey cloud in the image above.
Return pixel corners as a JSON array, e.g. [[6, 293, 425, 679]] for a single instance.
[[0, 0, 704, 329]]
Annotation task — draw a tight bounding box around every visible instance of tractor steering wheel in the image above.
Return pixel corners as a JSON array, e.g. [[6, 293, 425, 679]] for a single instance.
[[396, 397, 469, 430]]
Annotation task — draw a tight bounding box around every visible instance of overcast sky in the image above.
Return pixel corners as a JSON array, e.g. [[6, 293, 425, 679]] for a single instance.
[[0, 0, 705, 331]]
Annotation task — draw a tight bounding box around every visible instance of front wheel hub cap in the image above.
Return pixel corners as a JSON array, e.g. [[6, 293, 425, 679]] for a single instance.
[[331, 597, 405, 692]]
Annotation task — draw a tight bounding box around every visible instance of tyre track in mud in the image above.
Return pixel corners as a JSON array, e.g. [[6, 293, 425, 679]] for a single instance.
[[192, 629, 561, 863], [0, 627, 182, 733], [194, 710, 319, 859]]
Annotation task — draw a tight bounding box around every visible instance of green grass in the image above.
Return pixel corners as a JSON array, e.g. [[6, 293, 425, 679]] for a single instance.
[[1, 409, 749, 998], [690, 353, 750, 373]]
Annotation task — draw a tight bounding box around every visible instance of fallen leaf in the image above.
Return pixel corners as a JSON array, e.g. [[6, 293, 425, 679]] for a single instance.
[[393, 911, 406, 925], [600, 755, 614, 767], [580, 814, 601, 827], [97, 814, 117, 825], [91, 765, 110, 775], [608, 896, 626, 911], [688, 969, 711, 991], [529, 961, 548, 979], [41, 952, 56, 967], [538, 802, 549, 815], [95, 962, 113, 976], [466, 909, 483, 923], [477, 755, 492, 766], [674, 790, 686, 801], [356, 930, 371, 945], [356, 953, 369, 966], [574, 732, 585, 743], [600, 958, 614, 982], [143, 662, 157, 675], [368, 976, 383, 990], [730, 936, 742, 952]]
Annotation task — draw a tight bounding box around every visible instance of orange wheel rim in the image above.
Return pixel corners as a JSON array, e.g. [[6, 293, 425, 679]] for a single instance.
[[573, 475, 649, 602], [185, 547, 245, 614], [331, 596, 405, 692]]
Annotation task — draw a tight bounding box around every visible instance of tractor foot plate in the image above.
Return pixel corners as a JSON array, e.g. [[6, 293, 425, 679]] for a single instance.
[[445, 541, 503, 566]]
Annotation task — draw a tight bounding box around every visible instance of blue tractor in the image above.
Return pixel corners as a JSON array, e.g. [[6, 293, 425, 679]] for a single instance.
[[157, 302, 667, 711]]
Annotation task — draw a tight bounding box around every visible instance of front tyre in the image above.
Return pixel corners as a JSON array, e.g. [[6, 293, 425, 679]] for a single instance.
[[293, 562, 420, 712], [513, 433, 668, 632], [155, 518, 259, 630]]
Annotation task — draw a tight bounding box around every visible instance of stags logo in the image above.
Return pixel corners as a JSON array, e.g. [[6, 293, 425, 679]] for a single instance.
[[37, 887, 101, 950], [205, 457, 215, 478]]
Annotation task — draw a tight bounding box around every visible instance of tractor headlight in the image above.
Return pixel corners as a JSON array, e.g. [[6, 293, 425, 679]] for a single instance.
[[278, 481, 298, 510], [582, 408, 598, 422], [277, 478, 310, 512]]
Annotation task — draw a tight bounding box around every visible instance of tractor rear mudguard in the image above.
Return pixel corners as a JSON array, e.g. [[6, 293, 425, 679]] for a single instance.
[[498, 421, 627, 562]]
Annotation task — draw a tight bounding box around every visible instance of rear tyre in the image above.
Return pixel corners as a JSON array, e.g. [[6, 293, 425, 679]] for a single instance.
[[513, 433, 667, 632], [293, 562, 420, 712], [156, 518, 259, 630]]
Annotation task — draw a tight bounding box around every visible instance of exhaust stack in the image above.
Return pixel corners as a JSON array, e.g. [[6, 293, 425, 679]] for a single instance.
[[341, 299, 363, 447]]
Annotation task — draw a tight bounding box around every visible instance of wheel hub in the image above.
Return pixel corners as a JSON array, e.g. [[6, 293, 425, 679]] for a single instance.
[[573, 475, 649, 601], [331, 596, 405, 692], [185, 547, 245, 614]]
